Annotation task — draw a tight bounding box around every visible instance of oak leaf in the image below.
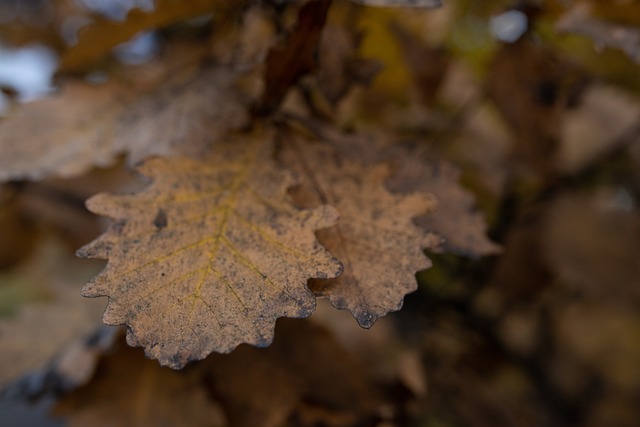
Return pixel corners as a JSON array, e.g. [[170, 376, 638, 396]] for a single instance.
[[297, 121, 499, 257], [280, 128, 439, 328], [0, 80, 131, 181], [0, 65, 247, 182], [78, 130, 342, 369], [386, 156, 501, 257]]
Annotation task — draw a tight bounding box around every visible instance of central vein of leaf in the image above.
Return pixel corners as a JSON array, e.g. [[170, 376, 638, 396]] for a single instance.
[[194, 140, 260, 297]]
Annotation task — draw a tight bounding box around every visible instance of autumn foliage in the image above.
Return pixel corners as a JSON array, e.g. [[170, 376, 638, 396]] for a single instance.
[[2, 0, 640, 426]]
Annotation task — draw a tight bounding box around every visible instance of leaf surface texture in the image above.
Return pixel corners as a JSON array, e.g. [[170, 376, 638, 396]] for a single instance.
[[79, 131, 342, 368]]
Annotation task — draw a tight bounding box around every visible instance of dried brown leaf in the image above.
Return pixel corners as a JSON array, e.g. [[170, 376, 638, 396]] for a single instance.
[[297, 120, 499, 257], [0, 65, 247, 182], [2, 326, 120, 399], [0, 80, 130, 181], [280, 128, 438, 328], [387, 156, 501, 257], [0, 237, 105, 388], [202, 318, 383, 427], [116, 66, 248, 162], [78, 129, 342, 368], [52, 340, 226, 427]]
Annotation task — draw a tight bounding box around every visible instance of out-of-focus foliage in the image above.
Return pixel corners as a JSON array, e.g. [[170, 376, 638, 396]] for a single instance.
[[1, 0, 640, 426]]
